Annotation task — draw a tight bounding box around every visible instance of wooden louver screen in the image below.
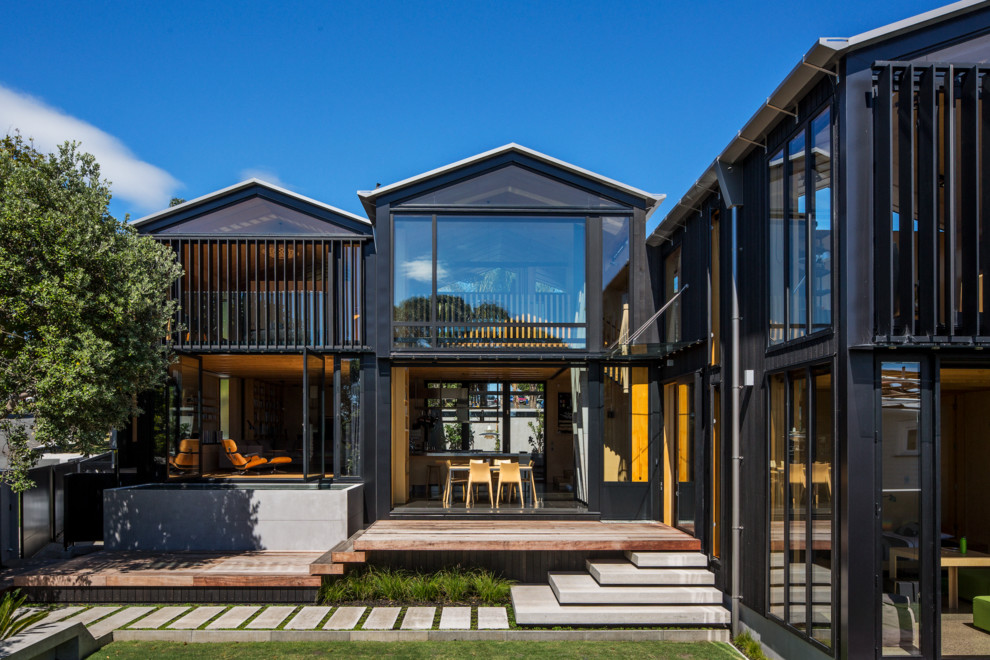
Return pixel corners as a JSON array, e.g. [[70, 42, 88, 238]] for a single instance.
[[873, 63, 990, 339], [160, 238, 365, 350]]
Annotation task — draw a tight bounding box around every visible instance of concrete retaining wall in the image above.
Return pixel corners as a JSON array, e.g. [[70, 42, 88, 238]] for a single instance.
[[104, 484, 363, 552]]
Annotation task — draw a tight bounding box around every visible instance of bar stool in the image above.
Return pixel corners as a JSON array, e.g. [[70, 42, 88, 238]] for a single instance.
[[426, 463, 442, 500]]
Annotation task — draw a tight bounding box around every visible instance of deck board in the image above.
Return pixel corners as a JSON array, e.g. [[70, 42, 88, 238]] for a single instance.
[[353, 520, 700, 552], [13, 551, 323, 590]]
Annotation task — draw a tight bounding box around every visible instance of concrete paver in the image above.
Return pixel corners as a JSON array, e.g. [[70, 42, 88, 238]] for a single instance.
[[477, 607, 509, 629], [323, 606, 365, 630], [88, 607, 155, 638], [206, 606, 261, 630], [438, 607, 471, 630], [167, 606, 225, 629], [245, 606, 296, 629], [399, 607, 435, 630], [362, 606, 400, 630], [26, 606, 85, 629], [64, 606, 121, 626], [283, 606, 331, 630], [128, 606, 190, 629]]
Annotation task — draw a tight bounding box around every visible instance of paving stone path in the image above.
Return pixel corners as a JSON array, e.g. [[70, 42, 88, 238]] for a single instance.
[[25, 604, 512, 637]]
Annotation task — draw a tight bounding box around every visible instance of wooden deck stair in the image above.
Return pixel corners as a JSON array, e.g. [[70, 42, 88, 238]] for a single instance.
[[512, 551, 729, 626], [310, 529, 368, 576]]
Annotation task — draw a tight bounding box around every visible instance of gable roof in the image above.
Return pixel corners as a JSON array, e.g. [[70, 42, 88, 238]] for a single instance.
[[132, 178, 371, 234], [649, 0, 989, 246], [357, 143, 665, 224]]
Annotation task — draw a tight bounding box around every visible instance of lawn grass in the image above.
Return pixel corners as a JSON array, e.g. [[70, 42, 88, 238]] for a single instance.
[[101, 640, 742, 659]]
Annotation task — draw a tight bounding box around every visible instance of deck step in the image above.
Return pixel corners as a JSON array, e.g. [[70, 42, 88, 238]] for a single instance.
[[625, 551, 708, 568], [587, 559, 715, 586], [511, 585, 729, 626], [549, 572, 722, 605], [311, 529, 367, 575]]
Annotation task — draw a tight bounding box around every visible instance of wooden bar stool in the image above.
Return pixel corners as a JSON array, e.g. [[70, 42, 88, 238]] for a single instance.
[[426, 463, 442, 500]]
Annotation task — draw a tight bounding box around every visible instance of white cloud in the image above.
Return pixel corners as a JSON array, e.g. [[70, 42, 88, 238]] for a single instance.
[[401, 258, 447, 283], [239, 168, 290, 189], [0, 84, 180, 213]]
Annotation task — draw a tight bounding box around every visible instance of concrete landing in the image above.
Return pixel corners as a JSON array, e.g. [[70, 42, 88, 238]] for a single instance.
[[625, 551, 708, 568], [511, 585, 730, 626], [587, 559, 715, 586], [549, 572, 723, 605]]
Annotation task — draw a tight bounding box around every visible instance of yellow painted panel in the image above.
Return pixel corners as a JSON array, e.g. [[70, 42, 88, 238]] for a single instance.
[[631, 367, 649, 483]]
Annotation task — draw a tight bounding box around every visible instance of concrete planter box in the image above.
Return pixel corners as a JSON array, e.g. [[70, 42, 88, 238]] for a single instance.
[[104, 483, 363, 552]]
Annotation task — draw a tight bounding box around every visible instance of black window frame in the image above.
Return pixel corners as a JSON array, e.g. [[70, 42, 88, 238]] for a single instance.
[[766, 101, 835, 349], [765, 361, 837, 653]]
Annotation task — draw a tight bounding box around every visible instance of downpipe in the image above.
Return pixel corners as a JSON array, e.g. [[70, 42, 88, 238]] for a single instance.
[[730, 206, 742, 638]]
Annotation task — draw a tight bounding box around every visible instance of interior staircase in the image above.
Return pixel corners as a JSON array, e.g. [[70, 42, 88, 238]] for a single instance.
[[511, 550, 730, 626]]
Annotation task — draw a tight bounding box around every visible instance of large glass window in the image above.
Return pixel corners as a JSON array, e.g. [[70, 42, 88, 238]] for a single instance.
[[768, 107, 832, 345], [880, 362, 922, 656], [665, 246, 682, 342], [392, 214, 588, 349], [768, 365, 834, 648], [338, 358, 362, 477], [603, 216, 631, 348]]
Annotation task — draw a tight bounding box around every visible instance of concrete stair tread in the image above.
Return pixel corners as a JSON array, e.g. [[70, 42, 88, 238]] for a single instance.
[[625, 551, 708, 568], [587, 559, 715, 585], [549, 572, 722, 605], [511, 585, 729, 626]]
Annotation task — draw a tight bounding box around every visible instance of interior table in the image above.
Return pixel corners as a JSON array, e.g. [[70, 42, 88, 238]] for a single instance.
[[890, 547, 990, 609]]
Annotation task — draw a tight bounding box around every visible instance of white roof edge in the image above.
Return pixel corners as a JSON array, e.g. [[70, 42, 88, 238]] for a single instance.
[[357, 142, 665, 206], [131, 178, 371, 227], [650, 0, 990, 244]]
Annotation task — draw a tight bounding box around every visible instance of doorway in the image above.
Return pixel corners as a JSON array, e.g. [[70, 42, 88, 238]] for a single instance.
[[938, 366, 990, 658]]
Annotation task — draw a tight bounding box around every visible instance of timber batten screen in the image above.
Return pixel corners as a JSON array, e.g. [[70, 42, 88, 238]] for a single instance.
[[873, 63, 990, 340], [161, 238, 366, 350]]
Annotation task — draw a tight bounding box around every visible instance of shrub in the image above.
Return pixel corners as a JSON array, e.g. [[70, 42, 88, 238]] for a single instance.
[[0, 590, 48, 640], [320, 566, 514, 605], [734, 631, 769, 660]]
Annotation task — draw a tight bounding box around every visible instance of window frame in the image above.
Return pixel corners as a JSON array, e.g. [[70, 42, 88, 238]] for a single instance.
[[765, 361, 837, 653], [390, 210, 632, 353], [766, 101, 835, 348]]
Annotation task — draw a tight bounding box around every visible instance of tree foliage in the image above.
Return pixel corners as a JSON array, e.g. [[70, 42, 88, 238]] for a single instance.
[[0, 134, 182, 491]]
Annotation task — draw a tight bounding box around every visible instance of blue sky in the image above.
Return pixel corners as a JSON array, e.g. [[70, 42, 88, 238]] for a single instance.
[[1, 0, 949, 231]]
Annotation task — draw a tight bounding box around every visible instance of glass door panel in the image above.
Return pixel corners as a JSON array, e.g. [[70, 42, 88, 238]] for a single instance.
[[880, 361, 923, 656], [305, 351, 326, 479]]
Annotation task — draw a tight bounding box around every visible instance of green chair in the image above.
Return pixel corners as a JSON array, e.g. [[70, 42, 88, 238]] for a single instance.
[[974, 595, 990, 633]]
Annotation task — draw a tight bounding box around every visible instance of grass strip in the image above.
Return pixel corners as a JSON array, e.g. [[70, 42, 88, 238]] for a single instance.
[[101, 640, 742, 659]]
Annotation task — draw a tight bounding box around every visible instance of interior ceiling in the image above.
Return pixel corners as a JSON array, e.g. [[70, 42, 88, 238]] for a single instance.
[[404, 364, 567, 382], [940, 368, 990, 392], [198, 354, 325, 380]]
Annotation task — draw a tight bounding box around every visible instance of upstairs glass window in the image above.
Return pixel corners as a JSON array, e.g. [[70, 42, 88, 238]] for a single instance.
[[393, 214, 587, 350], [397, 165, 627, 209], [767, 107, 832, 346], [158, 197, 361, 235]]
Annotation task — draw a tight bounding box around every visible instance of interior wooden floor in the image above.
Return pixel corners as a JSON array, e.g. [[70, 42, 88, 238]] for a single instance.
[[353, 520, 701, 552], [13, 551, 323, 589]]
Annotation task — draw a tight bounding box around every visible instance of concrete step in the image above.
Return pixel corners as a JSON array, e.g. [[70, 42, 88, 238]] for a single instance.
[[625, 551, 708, 568], [511, 585, 729, 626], [549, 572, 723, 605], [587, 559, 714, 586]]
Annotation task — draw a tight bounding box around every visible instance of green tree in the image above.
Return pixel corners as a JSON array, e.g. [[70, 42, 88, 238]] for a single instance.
[[0, 134, 182, 492]]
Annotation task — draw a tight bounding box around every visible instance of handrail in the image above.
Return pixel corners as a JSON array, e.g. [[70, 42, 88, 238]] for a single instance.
[[608, 283, 689, 350]]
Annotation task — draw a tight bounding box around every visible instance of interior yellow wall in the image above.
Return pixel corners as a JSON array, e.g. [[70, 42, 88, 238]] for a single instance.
[[677, 383, 691, 482], [631, 367, 649, 482], [662, 382, 675, 524], [391, 367, 409, 506]]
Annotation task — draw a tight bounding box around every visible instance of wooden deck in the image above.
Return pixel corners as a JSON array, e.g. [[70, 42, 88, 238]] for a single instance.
[[13, 551, 323, 592], [353, 520, 701, 552]]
